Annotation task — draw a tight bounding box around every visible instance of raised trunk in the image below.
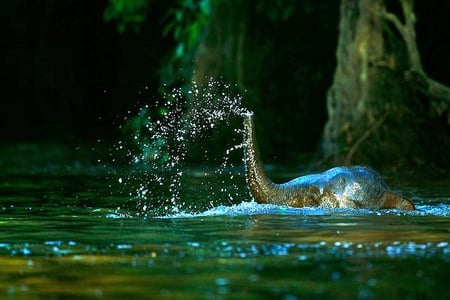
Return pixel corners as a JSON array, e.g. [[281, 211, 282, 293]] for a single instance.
[[242, 112, 278, 203], [243, 112, 311, 206]]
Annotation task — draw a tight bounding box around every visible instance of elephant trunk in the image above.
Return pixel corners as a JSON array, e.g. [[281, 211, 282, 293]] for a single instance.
[[242, 112, 279, 204], [241, 112, 415, 210]]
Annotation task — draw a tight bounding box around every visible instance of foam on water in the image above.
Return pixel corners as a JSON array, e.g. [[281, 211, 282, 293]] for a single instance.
[[413, 204, 450, 216], [158, 201, 304, 218], [158, 201, 450, 219]]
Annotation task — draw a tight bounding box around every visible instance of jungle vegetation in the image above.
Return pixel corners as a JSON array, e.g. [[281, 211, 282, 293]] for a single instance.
[[104, 0, 449, 169], [3, 0, 449, 170]]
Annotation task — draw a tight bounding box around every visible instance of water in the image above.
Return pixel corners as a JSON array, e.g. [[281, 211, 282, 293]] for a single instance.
[[1, 82, 449, 299], [1, 146, 449, 299]]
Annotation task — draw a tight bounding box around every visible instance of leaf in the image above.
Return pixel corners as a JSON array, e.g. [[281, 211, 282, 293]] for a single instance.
[[175, 43, 185, 58], [281, 5, 295, 21], [187, 22, 200, 49], [200, 0, 212, 16]]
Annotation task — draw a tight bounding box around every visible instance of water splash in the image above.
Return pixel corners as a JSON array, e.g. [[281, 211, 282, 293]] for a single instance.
[[160, 201, 450, 219], [114, 79, 250, 217]]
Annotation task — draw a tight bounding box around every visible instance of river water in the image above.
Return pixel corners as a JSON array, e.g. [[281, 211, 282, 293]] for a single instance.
[[0, 144, 449, 299]]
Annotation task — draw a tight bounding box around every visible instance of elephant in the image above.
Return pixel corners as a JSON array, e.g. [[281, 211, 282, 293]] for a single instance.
[[242, 112, 415, 210]]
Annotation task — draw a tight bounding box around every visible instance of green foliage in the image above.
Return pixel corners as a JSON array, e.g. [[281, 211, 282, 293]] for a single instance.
[[103, 0, 328, 165], [104, 0, 148, 33], [104, 0, 217, 165], [163, 0, 212, 56], [122, 106, 171, 164], [159, 0, 215, 89], [104, 0, 214, 88], [256, 0, 298, 22]]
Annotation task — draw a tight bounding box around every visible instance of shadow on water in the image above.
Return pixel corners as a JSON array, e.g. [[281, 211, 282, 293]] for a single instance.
[[0, 145, 449, 299]]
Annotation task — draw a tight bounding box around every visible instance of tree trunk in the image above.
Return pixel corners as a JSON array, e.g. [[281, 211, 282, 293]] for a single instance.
[[192, 0, 246, 89], [322, 0, 423, 166]]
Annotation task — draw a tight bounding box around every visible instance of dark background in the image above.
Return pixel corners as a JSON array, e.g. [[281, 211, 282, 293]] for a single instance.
[[2, 0, 173, 144], [2, 1, 449, 157]]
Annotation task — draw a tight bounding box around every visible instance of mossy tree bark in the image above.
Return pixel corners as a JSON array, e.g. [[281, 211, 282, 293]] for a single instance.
[[322, 0, 449, 167]]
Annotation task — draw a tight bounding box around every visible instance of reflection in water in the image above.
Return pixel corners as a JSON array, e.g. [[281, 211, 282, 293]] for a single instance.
[[0, 208, 449, 299]]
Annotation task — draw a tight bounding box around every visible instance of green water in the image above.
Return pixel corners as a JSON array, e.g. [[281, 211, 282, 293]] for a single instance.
[[0, 145, 449, 299]]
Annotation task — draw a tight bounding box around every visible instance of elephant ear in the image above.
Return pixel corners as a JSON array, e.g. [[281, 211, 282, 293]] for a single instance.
[[379, 191, 415, 210]]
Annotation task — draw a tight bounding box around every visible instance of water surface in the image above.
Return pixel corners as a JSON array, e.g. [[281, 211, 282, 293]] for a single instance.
[[0, 145, 449, 299]]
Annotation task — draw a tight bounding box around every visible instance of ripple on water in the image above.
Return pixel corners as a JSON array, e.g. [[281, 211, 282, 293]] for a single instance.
[[206, 239, 450, 261], [2, 238, 449, 262], [413, 204, 450, 216]]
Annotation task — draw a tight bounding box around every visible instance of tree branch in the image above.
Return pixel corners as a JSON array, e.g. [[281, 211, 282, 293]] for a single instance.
[[379, 0, 450, 115], [344, 111, 388, 165]]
